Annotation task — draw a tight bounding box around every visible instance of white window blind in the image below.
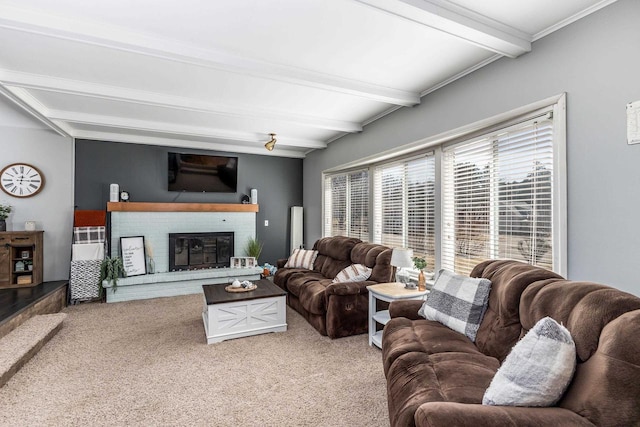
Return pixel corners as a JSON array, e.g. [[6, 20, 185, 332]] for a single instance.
[[373, 155, 435, 266], [323, 170, 369, 239], [442, 115, 554, 276]]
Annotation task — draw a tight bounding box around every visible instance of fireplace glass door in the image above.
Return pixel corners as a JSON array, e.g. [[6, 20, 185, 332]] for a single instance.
[[169, 232, 234, 271]]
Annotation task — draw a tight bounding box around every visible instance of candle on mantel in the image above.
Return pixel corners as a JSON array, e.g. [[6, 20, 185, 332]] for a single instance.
[[145, 241, 154, 258], [145, 241, 155, 274]]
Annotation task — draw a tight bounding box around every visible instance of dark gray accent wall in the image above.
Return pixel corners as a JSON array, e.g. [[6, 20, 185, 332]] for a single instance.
[[75, 139, 302, 265], [303, 0, 640, 295]]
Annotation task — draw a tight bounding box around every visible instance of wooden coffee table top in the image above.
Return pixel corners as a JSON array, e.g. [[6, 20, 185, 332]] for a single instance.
[[202, 278, 286, 305]]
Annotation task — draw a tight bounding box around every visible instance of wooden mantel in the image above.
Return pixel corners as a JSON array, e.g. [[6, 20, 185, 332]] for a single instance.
[[107, 202, 259, 213]]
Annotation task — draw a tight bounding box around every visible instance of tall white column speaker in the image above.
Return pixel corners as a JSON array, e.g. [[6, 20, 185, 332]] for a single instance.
[[290, 206, 303, 253], [109, 183, 119, 202], [250, 188, 258, 204]]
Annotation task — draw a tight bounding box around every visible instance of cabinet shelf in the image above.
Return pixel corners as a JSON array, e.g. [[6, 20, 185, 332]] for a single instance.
[[0, 231, 43, 289]]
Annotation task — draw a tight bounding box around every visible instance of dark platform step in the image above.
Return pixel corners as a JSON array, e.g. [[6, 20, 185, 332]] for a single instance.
[[0, 281, 68, 340]]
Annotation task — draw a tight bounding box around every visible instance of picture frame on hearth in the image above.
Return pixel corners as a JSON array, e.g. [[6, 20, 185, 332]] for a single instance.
[[120, 236, 147, 277], [230, 256, 256, 268]]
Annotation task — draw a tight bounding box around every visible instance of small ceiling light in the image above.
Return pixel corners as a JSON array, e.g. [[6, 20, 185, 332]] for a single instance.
[[265, 133, 277, 151]]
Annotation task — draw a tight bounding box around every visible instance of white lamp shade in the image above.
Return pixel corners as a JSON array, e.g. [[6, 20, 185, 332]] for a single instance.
[[390, 248, 414, 269]]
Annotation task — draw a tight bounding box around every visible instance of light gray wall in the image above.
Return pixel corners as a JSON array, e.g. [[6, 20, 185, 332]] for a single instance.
[[74, 139, 303, 265], [0, 97, 74, 281], [304, 0, 640, 295]]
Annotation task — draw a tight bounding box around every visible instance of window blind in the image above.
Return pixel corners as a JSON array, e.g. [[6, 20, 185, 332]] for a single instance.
[[442, 116, 554, 275], [373, 155, 435, 265], [323, 170, 369, 239]]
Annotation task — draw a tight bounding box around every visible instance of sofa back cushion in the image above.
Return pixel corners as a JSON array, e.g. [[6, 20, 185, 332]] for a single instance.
[[350, 242, 393, 283], [470, 260, 563, 361], [313, 236, 361, 279], [559, 310, 640, 426], [518, 280, 640, 426]]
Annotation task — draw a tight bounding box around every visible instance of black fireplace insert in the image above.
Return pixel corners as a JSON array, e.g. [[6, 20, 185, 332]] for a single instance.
[[169, 232, 234, 271]]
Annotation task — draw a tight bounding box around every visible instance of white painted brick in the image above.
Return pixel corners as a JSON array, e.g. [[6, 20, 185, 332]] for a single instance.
[[110, 212, 256, 273], [106, 211, 260, 303]]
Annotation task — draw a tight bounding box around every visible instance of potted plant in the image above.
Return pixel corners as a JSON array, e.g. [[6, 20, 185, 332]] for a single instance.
[[99, 256, 126, 294], [412, 257, 427, 271], [412, 256, 428, 291], [0, 203, 11, 232], [244, 237, 263, 261]]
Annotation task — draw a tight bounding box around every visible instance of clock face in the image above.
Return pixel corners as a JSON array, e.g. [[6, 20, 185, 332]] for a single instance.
[[1, 163, 45, 198], [120, 190, 130, 201]]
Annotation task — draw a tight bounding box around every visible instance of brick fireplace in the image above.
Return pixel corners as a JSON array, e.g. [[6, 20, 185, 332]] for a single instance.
[[105, 202, 261, 303]]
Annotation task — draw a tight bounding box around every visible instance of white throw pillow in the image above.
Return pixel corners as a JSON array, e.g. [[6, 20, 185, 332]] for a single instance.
[[482, 316, 576, 407], [284, 249, 318, 270], [332, 264, 372, 283], [418, 269, 491, 342]]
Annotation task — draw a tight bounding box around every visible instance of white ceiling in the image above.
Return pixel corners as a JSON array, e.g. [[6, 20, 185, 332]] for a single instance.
[[0, 0, 616, 158]]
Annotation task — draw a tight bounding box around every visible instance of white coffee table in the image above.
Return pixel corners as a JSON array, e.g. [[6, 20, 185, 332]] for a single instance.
[[202, 279, 287, 344], [367, 282, 429, 348]]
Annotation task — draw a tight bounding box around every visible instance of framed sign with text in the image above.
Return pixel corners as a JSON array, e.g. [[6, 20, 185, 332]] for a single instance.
[[120, 236, 147, 277]]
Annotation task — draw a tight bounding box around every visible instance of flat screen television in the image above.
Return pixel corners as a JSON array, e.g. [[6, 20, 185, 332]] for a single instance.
[[168, 152, 238, 193]]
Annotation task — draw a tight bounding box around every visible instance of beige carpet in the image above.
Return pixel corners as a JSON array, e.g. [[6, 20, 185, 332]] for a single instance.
[[0, 294, 389, 426]]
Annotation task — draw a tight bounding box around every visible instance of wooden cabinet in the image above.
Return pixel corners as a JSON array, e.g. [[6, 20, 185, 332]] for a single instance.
[[0, 231, 43, 288]]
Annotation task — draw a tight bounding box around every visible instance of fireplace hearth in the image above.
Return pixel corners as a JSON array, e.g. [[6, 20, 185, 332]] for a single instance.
[[169, 232, 234, 271]]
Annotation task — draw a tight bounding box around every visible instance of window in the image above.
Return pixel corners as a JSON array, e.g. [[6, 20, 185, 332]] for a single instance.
[[442, 115, 554, 275], [372, 155, 435, 267], [323, 170, 369, 239], [322, 95, 566, 276]]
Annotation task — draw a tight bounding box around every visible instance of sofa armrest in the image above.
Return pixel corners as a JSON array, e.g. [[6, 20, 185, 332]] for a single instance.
[[276, 258, 288, 269], [325, 280, 373, 296], [414, 402, 595, 427], [389, 300, 424, 320]]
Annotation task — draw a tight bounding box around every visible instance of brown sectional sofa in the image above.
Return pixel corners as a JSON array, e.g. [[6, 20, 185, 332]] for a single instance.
[[383, 259, 640, 427], [275, 236, 393, 338]]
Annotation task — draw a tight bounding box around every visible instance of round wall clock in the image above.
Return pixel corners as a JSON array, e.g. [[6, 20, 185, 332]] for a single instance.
[[0, 163, 45, 198]]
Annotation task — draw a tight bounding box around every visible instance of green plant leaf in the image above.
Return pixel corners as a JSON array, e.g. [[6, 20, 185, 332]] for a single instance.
[[244, 237, 263, 259], [100, 256, 126, 293]]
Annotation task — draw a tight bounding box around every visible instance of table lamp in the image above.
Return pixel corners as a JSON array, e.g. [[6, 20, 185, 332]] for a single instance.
[[391, 248, 414, 287]]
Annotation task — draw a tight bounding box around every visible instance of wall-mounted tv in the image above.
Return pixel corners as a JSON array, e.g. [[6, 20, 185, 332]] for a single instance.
[[168, 152, 238, 193]]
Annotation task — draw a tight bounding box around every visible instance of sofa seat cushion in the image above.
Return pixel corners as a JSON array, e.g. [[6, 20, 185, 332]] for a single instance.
[[387, 351, 500, 427], [273, 267, 310, 291], [382, 317, 484, 376], [285, 272, 331, 315]]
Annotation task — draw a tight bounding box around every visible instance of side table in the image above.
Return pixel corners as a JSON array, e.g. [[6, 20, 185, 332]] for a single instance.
[[366, 282, 429, 348]]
